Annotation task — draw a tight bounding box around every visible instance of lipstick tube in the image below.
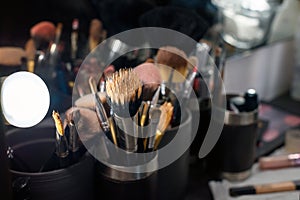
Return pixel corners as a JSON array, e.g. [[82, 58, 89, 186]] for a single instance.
[[259, 153, 300, 170]]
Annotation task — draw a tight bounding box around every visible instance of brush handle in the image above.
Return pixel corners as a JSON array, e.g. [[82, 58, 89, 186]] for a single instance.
[[67, 121, 80, 152], [94, 93, 110, 132], [230, 180, 300, 196], [113, 114, 138, 152]]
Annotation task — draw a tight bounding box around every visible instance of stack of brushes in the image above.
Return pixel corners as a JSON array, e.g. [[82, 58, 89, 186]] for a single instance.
[[90, 68, 174, 153]]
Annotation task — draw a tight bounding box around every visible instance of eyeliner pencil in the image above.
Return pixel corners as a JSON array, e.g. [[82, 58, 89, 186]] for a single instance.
[[229, 180, 300, 197]]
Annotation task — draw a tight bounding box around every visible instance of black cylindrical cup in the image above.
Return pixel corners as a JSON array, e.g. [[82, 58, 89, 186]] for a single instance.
[[218, 94, 258, 181], [5, 124, 95, 200], [94, 108, 192, 200]]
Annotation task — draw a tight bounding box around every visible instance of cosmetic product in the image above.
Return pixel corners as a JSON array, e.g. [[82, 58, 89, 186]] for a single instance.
[[285, 128, 300, 153], [89, 76, 110, 132], [154, 102, 174, 150], [71, 18, 79, 61], [88, 19, 105, 52], [65, 113, 81, 164], [89, 76, 118, 146], [40, 111, 70, 172], [259, 153, 300, 170], [244, 88, 259, 112], [229, 180, 300, 197], [106, 68, 143, 152], [133, 62, 162, 101], [142, 87, 161, 151], [156, 46, 188, 83], [29, 21, 56, 51], [146, 108, 161, 152], [183, 67, 198, 99], [151, 86, 160, 106], [48, 22, 63, 66], [214, 45, 226, 79], [140, 101, 150, 127]]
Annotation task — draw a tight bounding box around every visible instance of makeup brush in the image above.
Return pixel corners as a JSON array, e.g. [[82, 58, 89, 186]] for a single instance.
[[88, 19, 107, 52], [64, 109, 82, 164], [105, 68, 143, 117], [146, 107, 162, 152], [30, 21, 56, 51], [134, 62, 162, 101], [40, 110, 70, 172], [89, 76, 110, 133], [106, 68, 143, 152], [70, 18, 79, 61], [154, 102, 174, 150], [54, 22, 63, 47], [48, 22, 63, 66], [229, 180, 300, 197], [30, 21, 56, 42], [156, 46, 188, 83], [142, 86, 161, 151], [140, 101, 150, 127]]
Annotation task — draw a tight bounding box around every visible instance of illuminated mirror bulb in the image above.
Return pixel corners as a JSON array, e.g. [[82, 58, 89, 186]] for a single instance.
[[1, 71, 50, 128]]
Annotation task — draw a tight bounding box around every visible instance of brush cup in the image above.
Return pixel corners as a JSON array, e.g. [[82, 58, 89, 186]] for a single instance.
[[206, 94, 259, 181], [5, 120, 95, 200], [94, 108, 192, 200]]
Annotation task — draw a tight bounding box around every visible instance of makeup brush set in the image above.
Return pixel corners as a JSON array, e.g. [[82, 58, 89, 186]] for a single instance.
[[86, 66, 177, 153], [68, 46, 196, 200]]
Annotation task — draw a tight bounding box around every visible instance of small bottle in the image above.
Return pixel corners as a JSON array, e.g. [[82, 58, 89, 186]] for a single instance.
[[40, 111, 70, 172], [244, 88, 259, 112]]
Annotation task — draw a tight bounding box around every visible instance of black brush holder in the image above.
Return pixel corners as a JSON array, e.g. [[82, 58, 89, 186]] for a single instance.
[[5, 122, 95, 200], [94, 108, 192, 200]]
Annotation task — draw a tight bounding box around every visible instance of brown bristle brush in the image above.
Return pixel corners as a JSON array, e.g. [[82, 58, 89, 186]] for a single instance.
[[155, 46, 189, 83]]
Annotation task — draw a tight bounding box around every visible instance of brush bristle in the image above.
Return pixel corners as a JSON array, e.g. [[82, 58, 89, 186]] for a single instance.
[[106, 68, 142, 105], [157, 102, 174, 133], [106, 68, 142, 117], [156, 46, 188, 72], [52, 110, 64, 136]]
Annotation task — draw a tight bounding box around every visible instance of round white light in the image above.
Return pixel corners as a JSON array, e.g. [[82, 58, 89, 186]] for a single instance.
[[1, 71, 50, 128]]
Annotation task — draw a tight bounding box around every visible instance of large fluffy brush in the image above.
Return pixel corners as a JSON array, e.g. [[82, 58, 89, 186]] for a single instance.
[[156, 46, 189, 83], [133, 62, 162, 101]]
